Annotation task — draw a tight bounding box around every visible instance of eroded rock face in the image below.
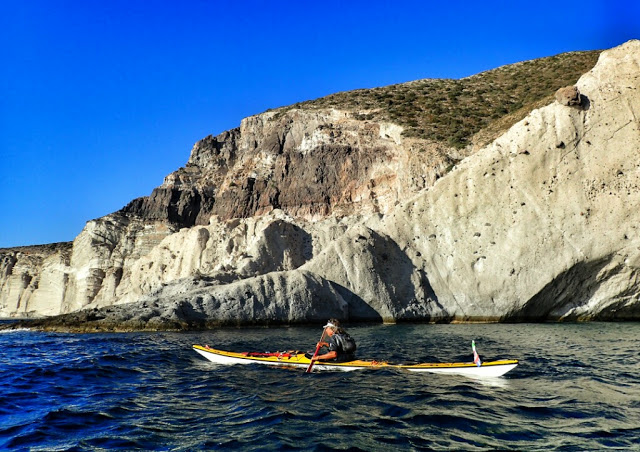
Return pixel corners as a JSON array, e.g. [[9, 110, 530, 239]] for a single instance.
[[0, 102, 456, 321], [0, 217, 177, 318], [2, 40, 640, 329], [120, 109, 458, 225], [18, 270, 347, 332], [0, 243, 72, 317]]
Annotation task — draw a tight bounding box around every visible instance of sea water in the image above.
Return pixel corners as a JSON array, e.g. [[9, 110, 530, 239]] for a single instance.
[[1, 322, 639, 450]]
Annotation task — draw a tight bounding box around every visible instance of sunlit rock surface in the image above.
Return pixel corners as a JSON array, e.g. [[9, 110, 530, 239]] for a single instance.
[[2, 40, 639, 330]]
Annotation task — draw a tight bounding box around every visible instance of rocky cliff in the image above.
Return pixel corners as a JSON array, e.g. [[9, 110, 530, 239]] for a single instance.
[[2, 41, 639, 331]]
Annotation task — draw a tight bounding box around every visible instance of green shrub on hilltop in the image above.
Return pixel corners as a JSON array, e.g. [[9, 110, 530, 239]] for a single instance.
[[272, 50, 600, 149]]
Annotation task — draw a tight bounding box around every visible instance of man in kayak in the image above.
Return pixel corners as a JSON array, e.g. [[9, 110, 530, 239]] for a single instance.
[[310, 318, 357, 363]]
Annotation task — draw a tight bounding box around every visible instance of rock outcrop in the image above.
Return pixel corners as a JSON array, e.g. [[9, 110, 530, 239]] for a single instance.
[[0, 243, 72, 317], [119, 110, 460, 226], [555, 85, 583, 107], [2, 40, 640, 331]]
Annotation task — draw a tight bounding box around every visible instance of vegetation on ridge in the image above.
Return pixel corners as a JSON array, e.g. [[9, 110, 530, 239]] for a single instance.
[[275, 50, 601, 148]]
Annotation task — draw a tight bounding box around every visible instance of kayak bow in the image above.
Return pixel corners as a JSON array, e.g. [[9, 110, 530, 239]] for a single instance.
[[192, 345, 518, 378]]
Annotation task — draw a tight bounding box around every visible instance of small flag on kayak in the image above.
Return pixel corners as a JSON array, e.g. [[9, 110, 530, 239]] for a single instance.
[[472, 340, 482, 367]]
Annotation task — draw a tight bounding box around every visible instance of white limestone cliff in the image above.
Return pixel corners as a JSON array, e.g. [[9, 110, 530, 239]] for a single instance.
[[381, 39, 640, 320], [1, 40, 639, 327]]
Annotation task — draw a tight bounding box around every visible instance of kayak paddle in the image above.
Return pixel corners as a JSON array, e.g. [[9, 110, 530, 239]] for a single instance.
[[305, 328, 327, 373]]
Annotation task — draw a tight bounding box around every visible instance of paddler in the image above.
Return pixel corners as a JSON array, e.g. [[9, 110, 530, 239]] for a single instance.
[[310, 318, 357, 363]]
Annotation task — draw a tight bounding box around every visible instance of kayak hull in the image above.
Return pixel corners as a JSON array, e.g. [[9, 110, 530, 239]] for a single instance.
[[193, 345, 518, 377]]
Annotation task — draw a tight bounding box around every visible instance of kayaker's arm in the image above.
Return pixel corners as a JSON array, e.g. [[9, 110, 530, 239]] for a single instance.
[[312, 350, 337, 361]]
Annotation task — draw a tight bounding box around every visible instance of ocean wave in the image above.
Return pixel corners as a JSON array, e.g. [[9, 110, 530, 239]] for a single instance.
[[0, 327, 31, 334]]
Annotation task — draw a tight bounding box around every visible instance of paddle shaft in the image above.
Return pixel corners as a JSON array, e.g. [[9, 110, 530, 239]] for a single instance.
[[305, 329, 327, 373]]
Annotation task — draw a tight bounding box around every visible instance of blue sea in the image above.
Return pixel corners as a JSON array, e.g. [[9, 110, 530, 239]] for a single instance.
[[1, 322, 639, 450]]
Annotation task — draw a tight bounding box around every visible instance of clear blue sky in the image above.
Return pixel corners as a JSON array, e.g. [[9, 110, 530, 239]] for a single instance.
[[1, 0, 637, 247]]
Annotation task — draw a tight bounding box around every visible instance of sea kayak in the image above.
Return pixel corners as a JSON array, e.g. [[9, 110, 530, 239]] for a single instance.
[[192, 345, 518, 377]]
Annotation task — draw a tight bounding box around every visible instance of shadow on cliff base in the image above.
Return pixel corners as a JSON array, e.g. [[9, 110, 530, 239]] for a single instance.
[[507, 257, 640, 321], [365, 229, 441, 322], [331, 282, 383, 322], [327, 228, 443, 323]]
